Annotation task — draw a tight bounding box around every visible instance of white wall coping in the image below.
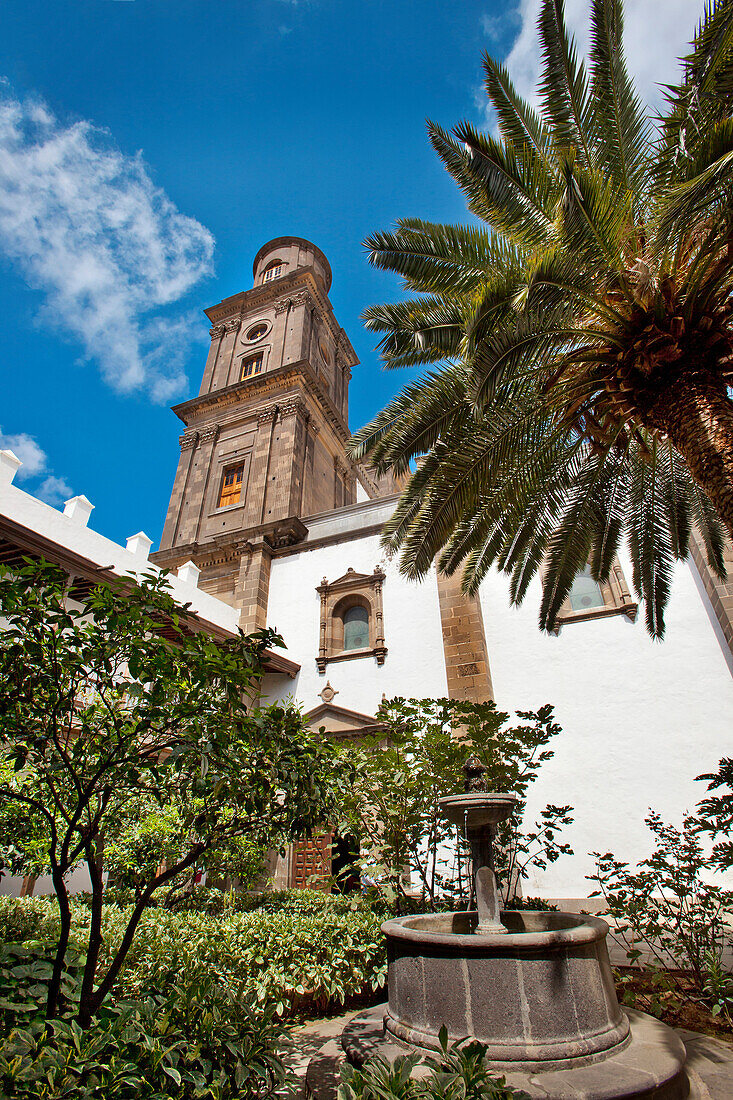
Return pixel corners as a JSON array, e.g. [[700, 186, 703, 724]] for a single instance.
[[0, 450, 22, 486], [0, 479, 239, 635]]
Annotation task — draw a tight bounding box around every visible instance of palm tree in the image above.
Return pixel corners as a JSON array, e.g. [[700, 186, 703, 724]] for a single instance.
[[349, 0, 733, 638]]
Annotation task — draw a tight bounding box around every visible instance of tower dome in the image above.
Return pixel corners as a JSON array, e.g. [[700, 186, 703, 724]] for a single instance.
[[252, 236, 332, 293]]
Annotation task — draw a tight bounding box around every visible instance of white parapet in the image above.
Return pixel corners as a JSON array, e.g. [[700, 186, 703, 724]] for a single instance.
[[177, 560, 200, 588], [0, 449, 22, 487], [125, 531, 153, 559], [63, 495, 94, 526]]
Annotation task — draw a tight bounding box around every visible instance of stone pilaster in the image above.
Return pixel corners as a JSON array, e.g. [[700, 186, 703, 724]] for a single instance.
[[436, 569, 494, 703], [234, 538, 273, 633]]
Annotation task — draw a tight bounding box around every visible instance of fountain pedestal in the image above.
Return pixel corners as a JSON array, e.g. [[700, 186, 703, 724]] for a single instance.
[[439, 787, 517, 935]]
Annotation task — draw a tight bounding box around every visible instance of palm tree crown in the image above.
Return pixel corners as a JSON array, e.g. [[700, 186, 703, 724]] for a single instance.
[[350, 0, 733, 638]]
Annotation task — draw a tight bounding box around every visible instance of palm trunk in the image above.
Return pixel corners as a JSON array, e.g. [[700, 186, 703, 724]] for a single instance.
[[648, 375, 733, 541]]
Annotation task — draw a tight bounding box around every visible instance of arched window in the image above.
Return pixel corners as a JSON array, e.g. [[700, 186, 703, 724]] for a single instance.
[[343, 605, 369, 650], [568, 566, 605, 612], [316, 568, 388, 672], [262, 259, 284, 283]]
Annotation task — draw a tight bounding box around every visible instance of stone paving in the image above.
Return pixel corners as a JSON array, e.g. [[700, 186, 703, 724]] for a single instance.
[[283, 1009, 733, 1100]]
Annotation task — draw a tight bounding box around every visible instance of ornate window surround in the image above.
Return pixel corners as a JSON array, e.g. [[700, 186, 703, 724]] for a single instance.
[[316, 566, 387, 673], [550, 558, 638, 632]]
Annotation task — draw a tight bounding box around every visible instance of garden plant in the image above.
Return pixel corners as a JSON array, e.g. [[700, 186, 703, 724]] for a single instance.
[[0, 560, 348, 1024], [589, 757, 733, 1033], [341, 696, 573, 910]]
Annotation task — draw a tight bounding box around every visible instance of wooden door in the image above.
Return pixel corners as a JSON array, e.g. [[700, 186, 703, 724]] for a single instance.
[[290, 831, 332, 890]]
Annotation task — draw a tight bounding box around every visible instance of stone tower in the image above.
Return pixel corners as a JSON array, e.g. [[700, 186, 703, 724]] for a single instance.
[[152, 236, 379, 630]]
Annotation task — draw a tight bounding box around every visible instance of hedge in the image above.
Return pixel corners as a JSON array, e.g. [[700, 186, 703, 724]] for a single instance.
[[0, 892, 387, 1017]]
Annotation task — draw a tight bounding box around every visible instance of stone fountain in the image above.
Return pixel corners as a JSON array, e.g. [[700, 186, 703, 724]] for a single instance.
[[307, 759, 693, 1099]]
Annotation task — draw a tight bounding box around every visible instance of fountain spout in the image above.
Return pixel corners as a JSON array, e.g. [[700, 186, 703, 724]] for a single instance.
[[439, 756, 517, 934]]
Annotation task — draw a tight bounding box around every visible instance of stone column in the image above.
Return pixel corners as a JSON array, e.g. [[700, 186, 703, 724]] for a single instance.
[[269, 397, 309, 519], [191, 425, 220, 544]]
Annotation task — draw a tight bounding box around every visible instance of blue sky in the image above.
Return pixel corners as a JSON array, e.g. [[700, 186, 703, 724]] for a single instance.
[[0, 0, 704, 546]]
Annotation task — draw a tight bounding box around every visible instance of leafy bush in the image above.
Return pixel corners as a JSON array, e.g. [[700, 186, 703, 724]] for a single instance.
[[502, 897, 558, 912], [339, 1027, 530, 1100], [0, 943, 290, 1099], [0, 894, 60, 943], [0, 894, 387, 1018], [341, 697, 572, 910], [589, 811, 733, 996]]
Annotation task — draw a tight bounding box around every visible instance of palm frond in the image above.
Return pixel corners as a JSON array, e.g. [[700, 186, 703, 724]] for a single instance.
[[482, 54, 554, 161], [539, 0, 596, 163], [428, 121, 556, 248], [361, 297, 464, 368], [589, 0, 650, 196], [626, 440, 675, 638], [363, 220, 515, 296]]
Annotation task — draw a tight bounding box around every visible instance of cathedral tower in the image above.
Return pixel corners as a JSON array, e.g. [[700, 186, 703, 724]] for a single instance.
[[152, 237, 378, 629]]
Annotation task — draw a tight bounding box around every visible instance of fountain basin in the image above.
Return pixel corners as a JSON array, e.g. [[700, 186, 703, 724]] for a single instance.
[[379, 910, 630, 1071], [439, 791, 517, 828]]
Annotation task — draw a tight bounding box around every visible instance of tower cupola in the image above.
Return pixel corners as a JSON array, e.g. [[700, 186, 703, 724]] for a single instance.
[[252, 236, 332, 293]]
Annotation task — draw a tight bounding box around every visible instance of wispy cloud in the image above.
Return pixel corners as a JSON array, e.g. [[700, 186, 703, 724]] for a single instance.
[[482, 0, 706, 118], [0, 85, 215, 402], [0, 426, 72, 506], [36, 475, 73, 507]]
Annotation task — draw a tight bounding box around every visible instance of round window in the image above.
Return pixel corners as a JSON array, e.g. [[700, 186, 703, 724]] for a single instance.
[[320, 342, 331, 365], [243, 321, 270, 343]]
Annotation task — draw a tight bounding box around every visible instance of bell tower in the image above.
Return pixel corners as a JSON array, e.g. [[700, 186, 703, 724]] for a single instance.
[[152, 236, 379, 629]]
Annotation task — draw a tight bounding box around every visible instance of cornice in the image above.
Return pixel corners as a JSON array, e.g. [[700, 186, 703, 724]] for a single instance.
[[173, 359, 350, 442], [203, 270, 359, 367]]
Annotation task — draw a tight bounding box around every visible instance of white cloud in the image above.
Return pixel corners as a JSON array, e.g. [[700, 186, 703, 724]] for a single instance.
[[0, 428, 47, 479], [0, 426, 72, 505], [490, 0, 706, 113], [0, 86, 215, 402], [36, 475, 73, 507]]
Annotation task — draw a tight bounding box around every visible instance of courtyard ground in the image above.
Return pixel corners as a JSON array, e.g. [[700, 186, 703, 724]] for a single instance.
[[283, 1009, 733, 1100]]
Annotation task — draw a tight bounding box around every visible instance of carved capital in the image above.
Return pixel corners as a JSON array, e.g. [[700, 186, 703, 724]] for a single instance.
[[179, 431, 198, 451], [209, 324, 226, 339], [223, 319, 241, 334], [333, 455, 349, 479], [279, 397, 308, 420], [290, 290, 312, 308], [274, 298, 292, 315], [198, 425, 219, 444], [257, 404, 277, 425]]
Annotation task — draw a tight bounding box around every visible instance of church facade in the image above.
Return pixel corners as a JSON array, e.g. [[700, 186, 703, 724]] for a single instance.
[[2, 236, 732, 903], [149, 237, 733, 903]]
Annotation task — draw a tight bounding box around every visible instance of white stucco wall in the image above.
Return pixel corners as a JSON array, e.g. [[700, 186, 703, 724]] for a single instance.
[[263, 533, 448, 717], [478, 551, 733, 899]]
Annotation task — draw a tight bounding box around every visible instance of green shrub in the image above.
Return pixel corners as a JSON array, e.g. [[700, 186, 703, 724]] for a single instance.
[[0, 893, 61, 943], [0, 894, 387, 1018], [0, 942, 290, 1099], [502, 897, 558, 912]]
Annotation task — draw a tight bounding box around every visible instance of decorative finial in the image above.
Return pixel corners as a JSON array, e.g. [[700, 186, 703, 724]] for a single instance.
[[463, 754, 489, 793]]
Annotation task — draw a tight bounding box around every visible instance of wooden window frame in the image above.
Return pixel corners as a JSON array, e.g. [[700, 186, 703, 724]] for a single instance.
[[217, 461, 245, 510], [240, 353, 264, 381], [262, 261, 284, 284]]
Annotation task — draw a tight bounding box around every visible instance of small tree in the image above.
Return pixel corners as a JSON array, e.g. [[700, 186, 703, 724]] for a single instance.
[[0, 560, 347, 1027], [341, 697, 572, 910]]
